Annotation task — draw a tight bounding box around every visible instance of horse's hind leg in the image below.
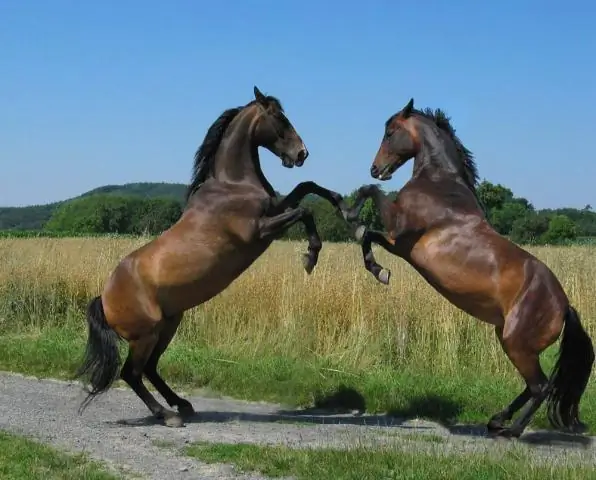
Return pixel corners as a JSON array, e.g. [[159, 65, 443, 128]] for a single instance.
[[489, 326, 550, 438], [487, 327, 532, 432], [487, 387, 532, 432], [120, 333, 184, 428], [143, 313, 195, 418]]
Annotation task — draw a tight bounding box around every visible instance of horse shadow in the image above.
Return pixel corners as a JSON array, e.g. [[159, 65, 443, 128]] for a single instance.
[[109, 385, 593, 448]]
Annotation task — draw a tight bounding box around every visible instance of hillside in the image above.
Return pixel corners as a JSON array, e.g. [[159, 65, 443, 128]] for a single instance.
[[79, 182, 187, 201], [0, 182, 187, 230]]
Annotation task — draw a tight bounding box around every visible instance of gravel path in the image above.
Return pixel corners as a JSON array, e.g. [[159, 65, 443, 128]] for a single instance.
[[0, 371, 595, 479]]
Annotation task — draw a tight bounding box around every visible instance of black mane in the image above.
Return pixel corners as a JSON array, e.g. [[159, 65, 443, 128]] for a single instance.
[[185, 95, 285, 203], [186, 107, 242, 202], [415, 107, 479, 194]]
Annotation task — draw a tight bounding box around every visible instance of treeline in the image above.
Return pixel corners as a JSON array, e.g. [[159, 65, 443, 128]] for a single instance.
[[3, 181, 595, 245], [34, 190, 376, 239], [0, 203, 59, 230], [45, 195, 183, 235], [477, 181, 595, 245], [0, 182, 186, 230]]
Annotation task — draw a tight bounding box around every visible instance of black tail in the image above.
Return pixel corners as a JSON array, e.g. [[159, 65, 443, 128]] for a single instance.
[[74, 296, 122, 414], [546, 305, 595, 431]]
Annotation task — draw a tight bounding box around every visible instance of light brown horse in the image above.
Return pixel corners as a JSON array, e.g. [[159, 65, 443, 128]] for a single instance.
[[342, 98, 594, 438], [75, 86, 346, 427]]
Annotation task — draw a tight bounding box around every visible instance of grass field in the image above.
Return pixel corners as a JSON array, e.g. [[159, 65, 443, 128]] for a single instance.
[[0, 237, 595, 431], [185, 441, 594, 480], [0, 430, 116, 479]]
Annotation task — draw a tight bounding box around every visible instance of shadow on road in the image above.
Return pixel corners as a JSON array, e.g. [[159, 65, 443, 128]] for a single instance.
[[108, 385, 594, 448]]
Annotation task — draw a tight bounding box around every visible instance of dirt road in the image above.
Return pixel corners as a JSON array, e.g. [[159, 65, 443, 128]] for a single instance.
[[0, 371, 594, 479]]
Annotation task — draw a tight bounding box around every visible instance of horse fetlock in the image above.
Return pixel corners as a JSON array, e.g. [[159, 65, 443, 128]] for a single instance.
[[302, 253, 316, 274], [344, 209, 360, 223], [177, 400, 195, 417], [354, 225, 368, 243], [377, 268, 391, 285]]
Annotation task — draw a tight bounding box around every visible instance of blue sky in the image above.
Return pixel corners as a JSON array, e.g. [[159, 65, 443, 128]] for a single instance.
[[1, 1, 595, 208]]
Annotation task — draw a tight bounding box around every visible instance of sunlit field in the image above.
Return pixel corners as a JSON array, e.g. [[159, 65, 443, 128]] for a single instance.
[[0, 237, 595, 430]]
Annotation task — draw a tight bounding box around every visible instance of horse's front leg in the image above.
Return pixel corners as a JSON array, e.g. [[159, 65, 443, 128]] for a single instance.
[[357, 229, 396, 285], [272, 181, 348, 214], [267, 182, 348, 274], [344, 184, 395, 227], [344, 185, 400, 284], [258, 207, 322, 274]]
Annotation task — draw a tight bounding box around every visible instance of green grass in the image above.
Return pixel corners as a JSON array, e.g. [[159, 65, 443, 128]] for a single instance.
[[399, 432, 446, 443], [0, 430, 117, 480], [185, 442, 592, 480]]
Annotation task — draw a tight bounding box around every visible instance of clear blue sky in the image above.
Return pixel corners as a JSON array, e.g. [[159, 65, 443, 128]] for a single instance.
[[1, 1, 595, 208]]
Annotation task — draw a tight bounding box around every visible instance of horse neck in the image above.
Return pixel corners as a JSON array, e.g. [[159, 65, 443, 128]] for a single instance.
[[411, 126, 484, 212], [412, 127, 465, 185], [212, 108, 274, 195]]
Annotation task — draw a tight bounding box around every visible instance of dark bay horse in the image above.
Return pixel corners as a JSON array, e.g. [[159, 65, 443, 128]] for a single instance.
[[343, 98, 594, 438], [75, 86, 345, 427]]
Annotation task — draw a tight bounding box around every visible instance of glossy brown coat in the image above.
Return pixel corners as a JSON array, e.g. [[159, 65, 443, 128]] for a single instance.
[[74, 87, 347, 427], [343, 98, 594, 438]]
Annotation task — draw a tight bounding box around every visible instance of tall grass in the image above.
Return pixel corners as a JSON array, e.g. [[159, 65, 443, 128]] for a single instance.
[[0, 237, 595, 427]]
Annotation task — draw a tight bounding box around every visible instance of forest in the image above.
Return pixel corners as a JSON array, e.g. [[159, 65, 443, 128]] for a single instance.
[[1, 180, 594, 244]]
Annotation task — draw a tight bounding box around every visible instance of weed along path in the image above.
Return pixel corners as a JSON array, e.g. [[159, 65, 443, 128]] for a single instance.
[[1, 371, 596, 479]]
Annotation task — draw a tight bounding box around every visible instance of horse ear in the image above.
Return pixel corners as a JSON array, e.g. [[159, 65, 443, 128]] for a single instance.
[[401, 98, 414, 118], [254, 86, 268, 106]]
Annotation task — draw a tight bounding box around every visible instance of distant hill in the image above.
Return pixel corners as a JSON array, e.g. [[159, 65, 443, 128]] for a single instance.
[[80, 182, 187, 201], [0, 182, 188, 230]]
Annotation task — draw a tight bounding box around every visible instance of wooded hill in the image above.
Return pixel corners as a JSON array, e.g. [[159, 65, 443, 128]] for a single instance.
[[0, 182, 186, 230], [1, 181, 595, 244]]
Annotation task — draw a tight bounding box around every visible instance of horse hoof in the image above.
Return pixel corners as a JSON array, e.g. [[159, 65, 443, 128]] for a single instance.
[[377, 269, 391, 285], [486, 417, 505, 432], [354, 225, 367, 243], [302, 254, 316, 274], [177, 401, 195, 418], [163, 411, 185, 428], [489, 427, 521, 439]]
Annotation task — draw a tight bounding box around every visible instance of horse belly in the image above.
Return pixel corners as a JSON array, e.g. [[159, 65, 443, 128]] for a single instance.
[[428, 283, 503, 326], [158, 240, 271, 314]]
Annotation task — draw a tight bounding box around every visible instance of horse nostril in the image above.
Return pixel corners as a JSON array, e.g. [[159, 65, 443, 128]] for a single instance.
[[296, 148, 308, 166], [370, 165, 379, 177]]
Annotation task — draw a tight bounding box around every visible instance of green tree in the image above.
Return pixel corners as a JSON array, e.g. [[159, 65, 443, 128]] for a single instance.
[[477, 180, 514, 212], [490, 201, 531, 235], [45, 195, 182, 235], [477, 180, 535, 236], [510, 213, 550, 245], [45, 195, 134, 233], [132, 198, 182, 235], [542, 214, 577, 244]]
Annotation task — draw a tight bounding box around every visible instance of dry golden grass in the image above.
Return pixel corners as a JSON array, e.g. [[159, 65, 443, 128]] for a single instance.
[[1, 237, 595, 378]]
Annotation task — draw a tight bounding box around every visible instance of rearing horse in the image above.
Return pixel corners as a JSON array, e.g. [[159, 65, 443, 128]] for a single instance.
[[75, 86, 346, 427], [344, 98, 594, 438]]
